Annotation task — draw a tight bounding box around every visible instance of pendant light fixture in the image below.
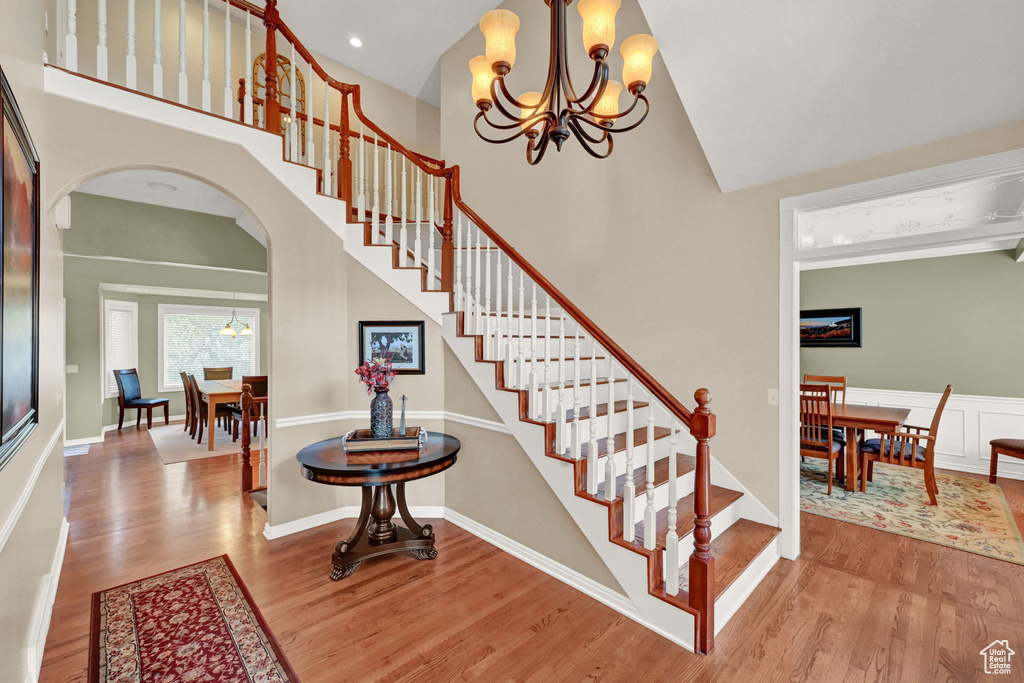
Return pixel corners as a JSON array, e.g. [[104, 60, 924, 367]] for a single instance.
[[219, 294, 252, 338], [470, 0, 658, 164]]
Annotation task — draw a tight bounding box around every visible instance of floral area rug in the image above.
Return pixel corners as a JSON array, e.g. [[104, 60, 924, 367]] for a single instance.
[[800, 460, 1024, 564], [90, 555, 298, 682]]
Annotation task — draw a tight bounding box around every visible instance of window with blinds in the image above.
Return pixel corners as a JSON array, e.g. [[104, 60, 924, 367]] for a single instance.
[[157, 303, 260, 392], [103, 299, 139, 398]]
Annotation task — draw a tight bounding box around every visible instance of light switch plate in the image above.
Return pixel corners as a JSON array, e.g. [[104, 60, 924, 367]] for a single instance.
[[767, 389, 779, 406], [66, 364, 79, 374]]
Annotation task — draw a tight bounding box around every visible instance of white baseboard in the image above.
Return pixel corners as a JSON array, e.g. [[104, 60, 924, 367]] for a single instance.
[[263, 505, 446, 540], [24, 516, 69, 683], [65, 415, 189, 447]]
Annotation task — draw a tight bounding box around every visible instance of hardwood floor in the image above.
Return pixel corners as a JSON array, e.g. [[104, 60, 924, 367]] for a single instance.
[[41, 427, 1024, 682]]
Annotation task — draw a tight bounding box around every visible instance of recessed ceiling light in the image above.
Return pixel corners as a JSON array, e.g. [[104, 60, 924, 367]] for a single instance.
[[146, 181, 178, 192], [350, 37, 363, 48]]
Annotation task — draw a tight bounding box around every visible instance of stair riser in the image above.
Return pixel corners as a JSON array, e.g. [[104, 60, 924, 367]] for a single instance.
[[485, 337, 603, 358], [672, 502, 744, 588], [628, 470, 697, 523], [473, 315, 583, 337], [552, 406, 657, 445], [503, 359, 612, 387], [532, 384, 624, 418]]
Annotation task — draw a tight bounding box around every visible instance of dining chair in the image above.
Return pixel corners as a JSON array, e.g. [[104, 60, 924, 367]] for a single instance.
[[803, 374, 847, 406], [179, 371, 193, 433], [114, 369, 170, 430], [187, 373, 234, 444], [203, 367, 233, 380], [231, 375, 268, 442], [800, 383, 844, 495], [859, 384, 952, 505]]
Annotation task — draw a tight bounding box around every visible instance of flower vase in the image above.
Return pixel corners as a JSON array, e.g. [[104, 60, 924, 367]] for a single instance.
[[370, 389, 393, 438]]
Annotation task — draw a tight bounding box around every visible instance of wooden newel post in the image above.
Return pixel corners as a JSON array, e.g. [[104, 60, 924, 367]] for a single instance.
[[339, 90, 353, 203], [688, 387, 716, 654], [240, 383, 254, 492], [262, 0, 280, 135], [440, 172, 455, 302]]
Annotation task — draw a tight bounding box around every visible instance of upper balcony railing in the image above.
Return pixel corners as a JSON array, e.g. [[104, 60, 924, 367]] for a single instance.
[[51, 0, 720, 652]]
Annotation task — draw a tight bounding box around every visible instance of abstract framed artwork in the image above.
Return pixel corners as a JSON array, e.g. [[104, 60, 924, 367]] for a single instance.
[[0, 68, 41, 470], [358, 321, 425, 374], [800, 308, 862, 348]]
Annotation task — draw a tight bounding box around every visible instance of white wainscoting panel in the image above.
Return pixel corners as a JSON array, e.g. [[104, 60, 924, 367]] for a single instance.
[[846, 387, 1024, 481]]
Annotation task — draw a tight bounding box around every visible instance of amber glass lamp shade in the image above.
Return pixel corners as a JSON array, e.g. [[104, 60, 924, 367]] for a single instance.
[[480, 9, 520, 74], [593, 80, 623, 125], [620, 34, 658, 93], [577, 0, 620, 58], [519, 91, 543, 132], [220, 323, 237, 338], [469, 55, 495, 108]]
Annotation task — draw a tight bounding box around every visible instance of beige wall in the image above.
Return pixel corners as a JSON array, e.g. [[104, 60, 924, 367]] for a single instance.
[[62, 194, 268, 440], [0, 0, 66, 678], [440, 0, 1024, 517], [801, 250, 1024, 398]]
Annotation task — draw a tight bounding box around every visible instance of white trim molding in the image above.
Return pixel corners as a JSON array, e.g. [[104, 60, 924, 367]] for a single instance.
[[24, 517, 70, 683], [65, 414, 188, 447], [65, 252, 267, 276], [0, 420, 65, 555], [101, 283, 267, 302], [263, 505, 446, 540], [274, 410, 509, 434], [845, 387, 1024, 482]]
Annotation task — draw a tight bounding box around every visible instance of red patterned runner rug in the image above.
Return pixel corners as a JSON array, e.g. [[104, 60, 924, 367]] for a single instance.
[[89, 555, 299, 682]]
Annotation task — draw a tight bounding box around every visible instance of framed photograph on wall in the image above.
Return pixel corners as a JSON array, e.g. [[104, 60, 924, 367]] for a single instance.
[[359, 321, 425, 374], [800, 308, 861, 348], [1, 68, 41, 470]]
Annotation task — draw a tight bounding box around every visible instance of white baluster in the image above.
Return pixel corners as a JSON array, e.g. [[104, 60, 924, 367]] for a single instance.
[[371, 136, 381, 234], [356, 122, 366, 218], [305, 61, 314, 165], [455, 214, 463, 312], [530, 282, 540, 419], [201, 0, 211, 111], [414, 167, 423, 265], [571, 330, 583, 459], [604, 361, 617, 500], [464, 222, 474, 326], [643, 396, 657, 550], [65, 0, 78, 72], [623, 378, 636, 542], [385, 145, 394, 245], [97, 0, 107, 80], [665, 421, 681, 595], [493, 254, 503, 360], [243, 12, 253, 124], [222, 3, 232, 116], [126, 0, 137, 89], [542, 295, 552, 420], [504, 257, 513, 364], [474, 229, 483, 335], [484, 238, 493, 346], [178, 0, 187, 105], [152, 0, 162, 97], [400, 157, 409, 263], [557, 312, 568, 454], [518, 272, 527, 387], [288, 43, 298, 161], [321, 83, 330, 193], [587, 349, 599, 494], [427, 176, 436, 288]]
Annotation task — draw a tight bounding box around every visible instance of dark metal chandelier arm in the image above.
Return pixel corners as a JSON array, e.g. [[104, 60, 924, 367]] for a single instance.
[[566, 113, 610, 145], [473, 111, 538, 145], [526, 124, 554, 165], [479, 107, 535, 131], [565, 60, 609, 110], [573, 93, 650, 134], [568, 118, 614, 159]]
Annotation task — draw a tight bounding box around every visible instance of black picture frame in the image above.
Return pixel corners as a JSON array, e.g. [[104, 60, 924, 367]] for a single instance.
[[800, 308, 862, 348], [0, 68, 41, 470], [358, 321, 425, 374]]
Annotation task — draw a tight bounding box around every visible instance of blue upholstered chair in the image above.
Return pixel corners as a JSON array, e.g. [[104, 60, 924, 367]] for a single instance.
[[113, 368, 170, 430]]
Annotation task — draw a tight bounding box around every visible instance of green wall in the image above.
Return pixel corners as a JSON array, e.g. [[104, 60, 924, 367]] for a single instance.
[[64, 193, 268, 440], [800, 250, 1024, 398]]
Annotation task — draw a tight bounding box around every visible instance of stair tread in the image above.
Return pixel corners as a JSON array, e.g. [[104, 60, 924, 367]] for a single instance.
[[632, 485, 743, 550], [677, 519, 781, 600], [596, 452, 697, 501], [577, 425, 672, 459], [566, 400, 650, 422], [549, 377, 626, 389]]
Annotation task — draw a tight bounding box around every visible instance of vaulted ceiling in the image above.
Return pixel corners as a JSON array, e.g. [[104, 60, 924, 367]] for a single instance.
[[279, 1, 1024, 193]]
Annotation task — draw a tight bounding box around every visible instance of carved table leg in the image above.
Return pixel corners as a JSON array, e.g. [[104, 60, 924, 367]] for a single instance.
[[397, 482, 436, 559], [330, 487, 373, 581], [368, 484, 398, 544]]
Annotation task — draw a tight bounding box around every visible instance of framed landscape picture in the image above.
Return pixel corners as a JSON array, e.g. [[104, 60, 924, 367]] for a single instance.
[[800, 308, 861, 348], [359, 321, 425, 374], [1, 68, 41, 470]]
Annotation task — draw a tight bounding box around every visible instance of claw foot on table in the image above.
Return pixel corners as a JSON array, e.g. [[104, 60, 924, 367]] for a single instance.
[[330, 561, 360, 581], [411, 547, 438, 561]]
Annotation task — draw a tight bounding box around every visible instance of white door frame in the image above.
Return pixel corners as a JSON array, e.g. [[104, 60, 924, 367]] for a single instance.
[[777, 146, 1024, 560]]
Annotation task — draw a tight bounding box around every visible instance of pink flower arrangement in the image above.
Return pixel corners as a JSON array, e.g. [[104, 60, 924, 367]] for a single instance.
[[355, 359, 397, 394]]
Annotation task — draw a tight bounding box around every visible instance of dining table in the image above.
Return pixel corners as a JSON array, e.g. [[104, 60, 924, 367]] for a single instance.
[[196, 379, 243, 451], [830, 403, 912, 491]]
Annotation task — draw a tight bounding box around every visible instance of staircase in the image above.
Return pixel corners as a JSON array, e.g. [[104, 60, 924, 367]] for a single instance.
[[49, 0, 782, 653]]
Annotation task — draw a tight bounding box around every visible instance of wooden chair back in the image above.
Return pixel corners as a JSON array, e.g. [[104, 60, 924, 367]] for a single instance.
[[241, 375, 268, 399], [803, 374, 847, 406], [203, 367, 233, 380], [799, 383, 834, 456], [179, 371, 193, 426], [185, 374, 202, 420]]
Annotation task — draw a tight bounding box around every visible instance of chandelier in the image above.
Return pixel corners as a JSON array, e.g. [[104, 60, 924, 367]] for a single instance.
[[469, 0, 658, 164]]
